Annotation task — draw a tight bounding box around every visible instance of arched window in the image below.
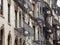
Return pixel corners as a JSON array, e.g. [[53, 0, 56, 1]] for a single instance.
[[0, 0, 3, 14], [20, 38, 22, 45], [7, 0, 11, 23], [19, 11, 21, 27], [0, 29, 4, 45], [8, 33, 12, 45], [23, 40, 26, 45], [15, 37, 18, 45]]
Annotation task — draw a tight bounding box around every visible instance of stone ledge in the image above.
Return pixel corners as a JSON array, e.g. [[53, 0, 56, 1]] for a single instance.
[[0, 14, 5, 18]]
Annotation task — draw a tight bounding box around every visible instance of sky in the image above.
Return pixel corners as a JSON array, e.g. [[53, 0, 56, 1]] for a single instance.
[[57, 0, 60, 7]]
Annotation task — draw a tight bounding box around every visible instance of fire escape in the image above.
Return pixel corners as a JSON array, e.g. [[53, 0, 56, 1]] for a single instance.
[[52, 3, 60, 45], [14, 0, 27, 13], [43, 0, 60, 45], [13, 0, 26, 35], [42, 1, 53, 45], [13, 0, 45, 45], [13, 0, 56, 45]]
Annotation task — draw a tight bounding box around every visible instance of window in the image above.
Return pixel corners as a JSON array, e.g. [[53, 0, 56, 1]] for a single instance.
[[8, 34, 11, 45], [28, 16, 30, 25], [0, 0, 3, 14], [33, 26, 35, 40], [38, 27, 40, 40], [0, 30, 4, 45], [15, 10, 17, 28], [8, 4, 10, 23], [15, 38, 18, 45], [19, 11, 21, 27], [20, 38, 22, 45]]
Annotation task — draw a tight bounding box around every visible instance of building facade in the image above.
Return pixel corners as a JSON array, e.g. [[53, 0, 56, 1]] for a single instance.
[[42, 0, 60, 45], [0, 0, 60, 45], [0, 0, 45, 45]]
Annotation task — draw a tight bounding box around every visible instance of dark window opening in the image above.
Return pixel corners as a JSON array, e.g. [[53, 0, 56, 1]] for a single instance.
[[28, 22, 29, 25], [8, 4, 10, 23], [15, 10, 17, 28], [28, 16, 30, 25], [20, 38, 22, 45], [15, 39, 18, 45], [0, 0, 3, 14], [38, 29, 39, 40], [8, 35, 10, 45], [8, 34, 11, 45], [33, 26, 35, 40], [19, 11, 21, 27], [0, 29, 4, 45]]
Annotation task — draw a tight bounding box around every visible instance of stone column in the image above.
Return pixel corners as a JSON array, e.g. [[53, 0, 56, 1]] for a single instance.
[[35, 23, 39, 41]]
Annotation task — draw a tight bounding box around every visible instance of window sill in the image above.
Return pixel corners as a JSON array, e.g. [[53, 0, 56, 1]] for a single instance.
[[0, 14, 5, 18], [8, 23, 11, 26]]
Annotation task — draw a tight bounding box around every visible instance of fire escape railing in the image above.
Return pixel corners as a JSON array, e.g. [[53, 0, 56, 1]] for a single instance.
[[14, 0, 27, 13], [38, 1, 55, 45], [13, 0, 44, 28], [13, 0, 54, 45], [14, 27, 24, 34], [51, 2, 60, 45], [23, 20, 34, 36]]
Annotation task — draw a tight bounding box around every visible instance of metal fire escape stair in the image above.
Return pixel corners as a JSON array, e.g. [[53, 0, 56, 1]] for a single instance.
[[14, 0, 27, 13]]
